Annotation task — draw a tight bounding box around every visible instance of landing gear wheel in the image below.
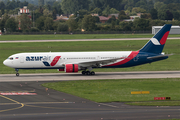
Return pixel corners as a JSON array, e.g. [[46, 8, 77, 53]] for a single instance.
[[15, 69, 19, 77], [86, 71, 91, 75], [16, 73, 19, 76], [90, 71, 95, 75], [82, 70, 95, 75], [82, 71, 86, 75]]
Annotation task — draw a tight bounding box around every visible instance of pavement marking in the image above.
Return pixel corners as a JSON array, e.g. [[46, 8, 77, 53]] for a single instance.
[[0, 101, 117, 111], [0, 95, 21, 104], [24, 104, 116, 111], [0, 103, 22, 105], [0, 92, 37, 95], [24, 104, 84, 110], [98, 103, 119, 108], [0, 102, 72, 105], [23, 102, 72, 104], [0, 111, 121, 117], [0, 91, 35, 93], [0, 95, 24, 112]]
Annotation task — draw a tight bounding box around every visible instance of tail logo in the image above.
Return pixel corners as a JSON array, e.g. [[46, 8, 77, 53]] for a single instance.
[[151, 38, 161, 45], [151, 31, 170, 46], [159, 31, 170, 45]]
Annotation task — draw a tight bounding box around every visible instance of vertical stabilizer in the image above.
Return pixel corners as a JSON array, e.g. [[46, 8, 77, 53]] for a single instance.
[[140, 24, 172, 54]]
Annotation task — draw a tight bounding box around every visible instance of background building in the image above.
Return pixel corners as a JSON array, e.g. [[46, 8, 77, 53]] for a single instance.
[[19, 6, 30, 15], [152, 26, 180, 34]]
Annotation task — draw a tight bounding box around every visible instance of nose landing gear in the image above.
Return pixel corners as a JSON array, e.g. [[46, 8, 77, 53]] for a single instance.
[[15, 69, 19, 76]]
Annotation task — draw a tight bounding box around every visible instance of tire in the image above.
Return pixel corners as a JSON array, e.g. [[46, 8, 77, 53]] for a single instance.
[[90, 71, 95, 75], [82, 71, 86, 75], [16, 73, 19, 76], [86, 71, 90, 75]]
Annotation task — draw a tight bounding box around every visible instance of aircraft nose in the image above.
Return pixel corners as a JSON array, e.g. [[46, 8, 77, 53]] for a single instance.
[[3, 60, 8, 66], [3, 59, 15, 68]]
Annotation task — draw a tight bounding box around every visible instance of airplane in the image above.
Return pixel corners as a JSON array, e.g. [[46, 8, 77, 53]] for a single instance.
[[3, 24, 172, 76]]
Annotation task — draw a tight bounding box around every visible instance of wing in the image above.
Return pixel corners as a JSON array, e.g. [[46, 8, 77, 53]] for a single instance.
[[77, 57, 126, 68]]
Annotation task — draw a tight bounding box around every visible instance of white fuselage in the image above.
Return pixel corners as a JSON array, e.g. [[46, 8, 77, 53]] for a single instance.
[[3, 51, 132, 69]]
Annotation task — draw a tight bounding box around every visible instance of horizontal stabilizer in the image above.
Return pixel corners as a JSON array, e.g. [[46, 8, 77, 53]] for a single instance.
[[147, 54, 173, 59]]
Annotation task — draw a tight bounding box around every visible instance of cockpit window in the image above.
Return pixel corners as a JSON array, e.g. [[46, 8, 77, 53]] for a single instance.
[[9, 57, 13, 60]]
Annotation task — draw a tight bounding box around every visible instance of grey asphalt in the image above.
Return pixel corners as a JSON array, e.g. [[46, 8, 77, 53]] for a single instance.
[[0, 37, 180, 43], [0, 81, 180, 120], [0, 71, 180, 82]]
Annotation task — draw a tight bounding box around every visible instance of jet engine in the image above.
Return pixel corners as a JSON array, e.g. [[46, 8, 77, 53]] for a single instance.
[[65, 64, 79, 73]]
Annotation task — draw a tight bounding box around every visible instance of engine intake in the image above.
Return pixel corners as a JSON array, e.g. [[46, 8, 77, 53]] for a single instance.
[[65, 64, 78, 73]]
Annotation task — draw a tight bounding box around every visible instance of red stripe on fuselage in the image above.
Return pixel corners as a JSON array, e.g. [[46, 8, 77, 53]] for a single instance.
[[104, 51, 139, 67], [50, 56, 61, 66], [160, 31, 169, 45]]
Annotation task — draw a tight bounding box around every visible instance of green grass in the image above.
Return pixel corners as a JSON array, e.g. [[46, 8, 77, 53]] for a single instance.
[[0, 40, 180, 74], [0, 34, 180, 41], [42, 78, 180, 106]]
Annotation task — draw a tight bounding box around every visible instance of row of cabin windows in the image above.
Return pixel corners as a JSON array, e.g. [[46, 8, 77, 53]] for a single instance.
[[101, 57, 119, 59], [62, 57, 120, 60], [66, 57, 96, 60]]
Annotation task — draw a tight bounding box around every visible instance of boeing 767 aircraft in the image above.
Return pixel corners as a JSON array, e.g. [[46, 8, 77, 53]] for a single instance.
[[3, 24, 172, 76]]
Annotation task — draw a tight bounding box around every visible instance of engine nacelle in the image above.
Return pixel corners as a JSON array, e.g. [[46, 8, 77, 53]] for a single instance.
[[65, 64, 79, 73]]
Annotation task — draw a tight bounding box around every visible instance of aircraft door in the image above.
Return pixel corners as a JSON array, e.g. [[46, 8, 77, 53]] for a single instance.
[[97, 56, 100, 60], [20, 56, 24, 63]]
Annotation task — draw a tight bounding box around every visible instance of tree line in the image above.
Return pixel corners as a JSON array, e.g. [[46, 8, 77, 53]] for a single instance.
[[0, 0, 180, 33]]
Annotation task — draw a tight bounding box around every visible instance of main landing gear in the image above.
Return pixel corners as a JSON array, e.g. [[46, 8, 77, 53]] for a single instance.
[[82, 71, 95, 75], [15, 69, 19, 76], [81, 67, 95, 75]]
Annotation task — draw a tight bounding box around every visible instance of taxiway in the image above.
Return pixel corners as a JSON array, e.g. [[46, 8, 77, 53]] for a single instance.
[[0, 37, 180, 43], [0, 81, 180, 120], [0, 71, 180, 82], [0, 71, 180, 119]]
